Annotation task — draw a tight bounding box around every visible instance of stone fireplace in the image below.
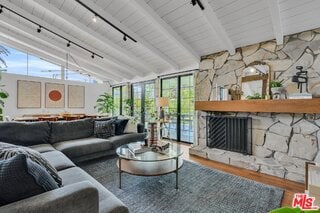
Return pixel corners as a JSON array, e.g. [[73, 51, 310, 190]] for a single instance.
[[190, 28, 320, 183]]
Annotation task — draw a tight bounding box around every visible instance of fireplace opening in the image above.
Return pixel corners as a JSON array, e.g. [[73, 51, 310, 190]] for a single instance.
[[206, 116, 252, 155]]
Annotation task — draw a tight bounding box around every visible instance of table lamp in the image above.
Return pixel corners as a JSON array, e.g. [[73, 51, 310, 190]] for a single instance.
[[156, 97, 169, 121]]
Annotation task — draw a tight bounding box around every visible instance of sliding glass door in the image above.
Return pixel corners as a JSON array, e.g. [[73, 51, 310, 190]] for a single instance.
[[112, 85, 129, 116], [161, 75, 194, 143], [132, 81, 155, 126]]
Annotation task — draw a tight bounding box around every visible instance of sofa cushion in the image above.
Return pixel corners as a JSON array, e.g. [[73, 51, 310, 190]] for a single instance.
[[114, 119, 129, 135], [41, 151, 75, 171], [108, 133, 146, 149], [59, 167, 128, 213], [94, 120, 115, 138], [53, 137, 113, 159], [0, 121, 50, 146], [0, 142, 62, 187], [0, 154, 58, 206], [49, 118, 94, 144], [28, 144, 56, 153]]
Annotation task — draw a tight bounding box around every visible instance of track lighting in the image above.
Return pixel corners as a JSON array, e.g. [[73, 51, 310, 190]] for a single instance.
[[1, 4, 103, 59], [91, 53, 95, 59], [92, 15, 97, 23], [75, 0, 137, 42], [190, 0, 205, 10]]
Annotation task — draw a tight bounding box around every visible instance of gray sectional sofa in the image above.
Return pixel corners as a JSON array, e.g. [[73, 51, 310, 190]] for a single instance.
[[0, 118, 145, 213]]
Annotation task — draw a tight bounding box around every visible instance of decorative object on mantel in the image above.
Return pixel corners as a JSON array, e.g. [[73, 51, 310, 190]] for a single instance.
[[270, 80, 286, 100], [289, 66, 312, 99], [215, 84, 229, 100], [228, 84, 242, 100], [241, 61, 270, 100]]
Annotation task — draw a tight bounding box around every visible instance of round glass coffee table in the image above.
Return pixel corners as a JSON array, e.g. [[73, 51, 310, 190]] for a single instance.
[[116, 142, 184, 189]]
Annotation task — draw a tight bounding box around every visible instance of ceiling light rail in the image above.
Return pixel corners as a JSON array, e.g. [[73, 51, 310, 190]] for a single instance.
[[0, 4, 103, 59], [74, 0, 137, 43]]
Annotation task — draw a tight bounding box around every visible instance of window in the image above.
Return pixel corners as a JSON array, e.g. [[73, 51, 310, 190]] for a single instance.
[[121, 85, 129, 116], [161, 74, 194, 143], [132, 81, 155, 126], [0, 43, 101, 83], [112, 87, 121, 116]]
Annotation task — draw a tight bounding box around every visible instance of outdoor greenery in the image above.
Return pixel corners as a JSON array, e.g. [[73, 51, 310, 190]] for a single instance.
[[94, 92, 114, 114], [0, 45, 9, 121], [270, 79, 284, 88]]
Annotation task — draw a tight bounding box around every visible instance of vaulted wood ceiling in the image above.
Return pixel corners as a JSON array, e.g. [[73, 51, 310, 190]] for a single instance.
[[0, 0, 320, 83]]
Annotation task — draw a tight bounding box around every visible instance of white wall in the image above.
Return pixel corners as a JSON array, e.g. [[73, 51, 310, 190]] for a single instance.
[[1, 73, 110, 118]]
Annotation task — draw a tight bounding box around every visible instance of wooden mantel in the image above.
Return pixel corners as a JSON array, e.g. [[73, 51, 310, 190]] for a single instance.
[[195, 99, 320, 114]]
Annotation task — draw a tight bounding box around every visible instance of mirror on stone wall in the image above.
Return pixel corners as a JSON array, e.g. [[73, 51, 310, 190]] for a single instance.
[[241, 61, 270, 99]]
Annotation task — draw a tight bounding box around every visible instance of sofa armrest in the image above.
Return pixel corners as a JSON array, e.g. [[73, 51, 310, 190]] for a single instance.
[[137, 123, 145, 133], [0, 181, 99, 213]]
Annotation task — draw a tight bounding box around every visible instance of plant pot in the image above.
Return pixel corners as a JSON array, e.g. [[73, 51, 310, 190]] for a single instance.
[[271, 87, 286, 99]]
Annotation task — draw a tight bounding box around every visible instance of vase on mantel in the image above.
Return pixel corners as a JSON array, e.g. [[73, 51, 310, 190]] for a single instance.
[[271, 87, 286, 100]]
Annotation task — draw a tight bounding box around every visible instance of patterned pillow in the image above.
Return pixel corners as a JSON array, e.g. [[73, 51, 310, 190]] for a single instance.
[[0, 142, 62, 187], [94, 120, 115, 139], [0, 154, 58, 206]]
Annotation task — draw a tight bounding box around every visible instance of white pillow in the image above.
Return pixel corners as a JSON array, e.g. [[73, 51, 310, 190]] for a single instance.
[[120, 116, 138, 133]]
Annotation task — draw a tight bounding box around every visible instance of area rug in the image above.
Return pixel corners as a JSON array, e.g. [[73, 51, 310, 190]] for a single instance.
[[79, 156, 283, 213]]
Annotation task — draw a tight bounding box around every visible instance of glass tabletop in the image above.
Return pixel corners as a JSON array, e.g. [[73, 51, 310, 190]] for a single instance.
[[116, 141, 183, 162]]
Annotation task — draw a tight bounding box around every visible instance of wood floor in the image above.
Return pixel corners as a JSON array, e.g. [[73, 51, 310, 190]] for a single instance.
[[178, 143, 305, 207]]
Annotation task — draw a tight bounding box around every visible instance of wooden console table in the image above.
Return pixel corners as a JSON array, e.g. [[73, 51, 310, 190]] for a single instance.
[[195, 99, 320, 114]]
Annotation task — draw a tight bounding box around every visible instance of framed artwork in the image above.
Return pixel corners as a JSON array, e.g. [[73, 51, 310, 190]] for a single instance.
[[45, 83, 65, 108], [68, 85, 85, 108], [17, 80, 41, 108]]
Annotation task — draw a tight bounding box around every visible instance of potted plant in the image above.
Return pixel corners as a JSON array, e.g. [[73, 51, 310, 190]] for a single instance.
[[0, 45, 9, 121], [270, 80, 285, 99], [94, 92, 114, 116]]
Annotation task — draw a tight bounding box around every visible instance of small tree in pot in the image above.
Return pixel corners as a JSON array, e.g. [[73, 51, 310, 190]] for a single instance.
[[94, 92, 114, 116]]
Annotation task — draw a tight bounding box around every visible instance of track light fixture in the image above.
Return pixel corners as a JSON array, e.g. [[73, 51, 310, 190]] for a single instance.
[[91, 53, 95, 59], [191, 0, 205, 10], [75, 0, 137, 42], [92, 15, 97, 23], [123, 35, 127, 41], [0, 4, 103, 59]]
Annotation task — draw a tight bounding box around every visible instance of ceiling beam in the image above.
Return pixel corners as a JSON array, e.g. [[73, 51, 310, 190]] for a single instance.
[[0, 16, 127, 80], [76, 0, 179, 71], [0, 33, 117, 82], [130, 0, 200, 63], [267, 0, 284, 45], [29, 0, 155, 75], [0, 0, 146, 78], [199, 0, 235, 55]]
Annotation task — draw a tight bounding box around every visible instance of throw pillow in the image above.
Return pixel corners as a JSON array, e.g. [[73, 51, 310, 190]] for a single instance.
[[94, 120, 115, 138], [0, 142, 62, 187], [114, 119, 129, 135], [123, 117, 138, 133], [0, 154, 58, 206]]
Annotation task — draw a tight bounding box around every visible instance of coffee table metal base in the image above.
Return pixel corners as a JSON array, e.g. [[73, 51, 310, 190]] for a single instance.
[[117, 156, 183, 189]]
